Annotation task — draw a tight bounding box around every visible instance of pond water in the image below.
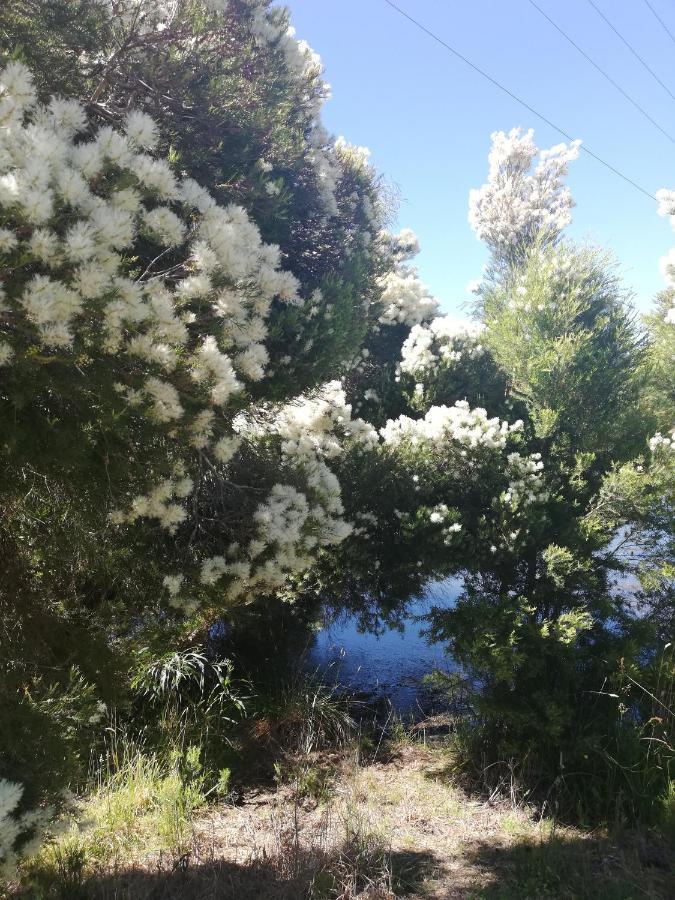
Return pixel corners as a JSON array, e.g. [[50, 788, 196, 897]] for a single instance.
[[309, 577, 464, 713]]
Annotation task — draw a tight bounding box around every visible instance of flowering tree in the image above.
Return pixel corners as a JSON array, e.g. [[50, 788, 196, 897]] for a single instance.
[[0, 0, 391, 862], [373, 127, 665, 823], [1, 0, 672, 870], [468, 128, 580, 267]]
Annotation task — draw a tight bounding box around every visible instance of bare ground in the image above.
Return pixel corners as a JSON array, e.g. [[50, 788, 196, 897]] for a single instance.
[[56, 744, 673, 900]]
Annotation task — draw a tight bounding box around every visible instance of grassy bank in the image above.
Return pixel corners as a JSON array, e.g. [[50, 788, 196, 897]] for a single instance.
[[13, 729, 673, 899]]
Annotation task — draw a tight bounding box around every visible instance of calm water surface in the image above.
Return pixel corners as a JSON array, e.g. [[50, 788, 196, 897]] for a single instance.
[[310, 577, 463, 712]]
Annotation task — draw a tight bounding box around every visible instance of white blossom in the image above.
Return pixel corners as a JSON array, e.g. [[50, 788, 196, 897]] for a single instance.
[[469, 128, 580, 260], [124, 109, 159, 150], [400, 315, 483, 377], [381, 400, 522, 451], [378, 269, 439, 328], [649, 428, 675, 453]]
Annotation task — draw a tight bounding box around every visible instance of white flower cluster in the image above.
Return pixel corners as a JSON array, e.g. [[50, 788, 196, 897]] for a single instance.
[[195, 476, 350, 607], [251, 4, 322, 84], [0, 59, 299, 346], [655, 188, 675, 321], [248, 3, 346, 217], [648, 428, 675, 453], [427, 503, 463, 545], [380, 400, 523, 451], [271, 380, 379, 460], [502, 452, 548, 507], [167, 383, 377, 610], [383, 227, 420, 262], [377, 268, 439, 328], [95, 1, 231, 36], [306, 127, 342, 218], [110, 467, 194, 533], [469, 128, 580, 259], [0, 62, 306, 522], [0, 779, 51, 878], [399, 315, 484, 377]]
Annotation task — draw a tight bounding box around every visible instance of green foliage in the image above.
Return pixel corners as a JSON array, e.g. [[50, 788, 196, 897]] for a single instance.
[[22, 746, 209, 896], [248, 669, 355, 756], [479, 242, 646, 465], [642, 289, 675, 430], [0, 0, 673, 870]]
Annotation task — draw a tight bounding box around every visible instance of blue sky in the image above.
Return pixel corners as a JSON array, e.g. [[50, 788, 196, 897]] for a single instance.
[[282, 0, 675, 316]]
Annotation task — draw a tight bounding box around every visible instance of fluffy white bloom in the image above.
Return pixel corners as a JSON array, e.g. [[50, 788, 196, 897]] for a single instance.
[[656, 189, 675, 295], [198, 555, 225, 585], [163, 574, 184, 596], [28, 228, 60, 265], [649, 428, 675, 453], [20, 275, 82, 346], [400, 315, 483, 376], [95, 126, 133, 168], [63, 222, 97, 262], [307, 141, 340, 216], [253, 483, 310, 545], [502, 452, 548, 507], [381, 400, 522, 451], [190, 239, 219, 273], [0, 341, 13, 365], [378, 269, 439, 327], [251, 7, 323, 82], [190, 408, 215, 449], [0, 777, 51, 878], [260, 380, 378, 461], [0, 228, 18, 253], [426, 503, 463, 544], [192, 336, 242, 405], [143, 377, 184, 423], [389, 227, 420, 261], [0, 779, 24, 875], [144, 206, 186, 247], [134, 154, 178, 199], [203, 381, 379, 600], [213, 434, 242, 463], [89, 203, 136, 249], [0, 61, 35, 125], [235, 342, 269, 380], [469, 128, 580, 260], [124, 110, 159, 150], [656, 188, 675, 220], [47, 97, 86, 136], [114, 471, 193, 533]]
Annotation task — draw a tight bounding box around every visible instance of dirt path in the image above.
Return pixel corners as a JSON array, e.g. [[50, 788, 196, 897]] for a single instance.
[[174, 745, 671, 899], [24, 744, 670, 898]]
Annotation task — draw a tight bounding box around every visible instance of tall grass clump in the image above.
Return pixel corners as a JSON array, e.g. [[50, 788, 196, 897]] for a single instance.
[[131, 647, 245, 760], [22, 743, 210, 897], [248, 669, 356, 757]]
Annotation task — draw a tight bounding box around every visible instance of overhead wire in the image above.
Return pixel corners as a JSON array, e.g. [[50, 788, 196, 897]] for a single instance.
[[527, 0, 675, 146], [380, 0, 658, 203], [586, 0, 675, 102], [642, 0, 675, 49]]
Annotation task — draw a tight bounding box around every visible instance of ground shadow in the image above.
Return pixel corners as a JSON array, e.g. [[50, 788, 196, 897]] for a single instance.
[[464, 831, 673, 899], [24, 843, 441, 900]]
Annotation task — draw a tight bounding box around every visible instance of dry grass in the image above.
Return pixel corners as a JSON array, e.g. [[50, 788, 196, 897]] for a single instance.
[[15, 743, 674, 899]]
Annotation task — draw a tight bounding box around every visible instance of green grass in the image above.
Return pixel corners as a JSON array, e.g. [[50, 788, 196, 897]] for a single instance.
[[22, 748, 208, 898]]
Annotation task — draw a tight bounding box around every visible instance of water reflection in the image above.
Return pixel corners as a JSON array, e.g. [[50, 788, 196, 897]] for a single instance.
[[310, 576, 463, 712]]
